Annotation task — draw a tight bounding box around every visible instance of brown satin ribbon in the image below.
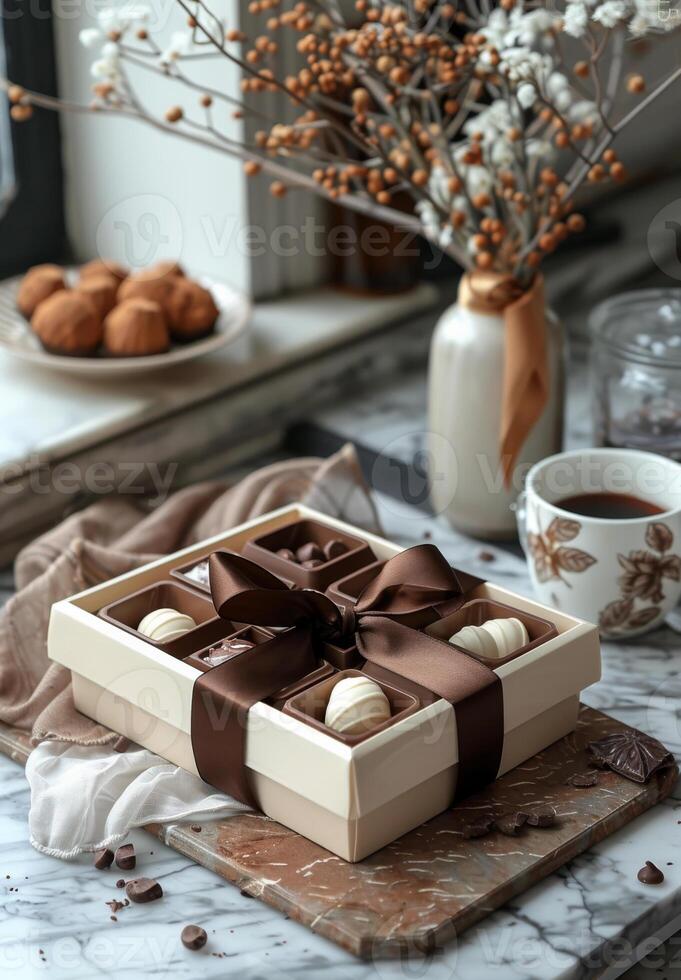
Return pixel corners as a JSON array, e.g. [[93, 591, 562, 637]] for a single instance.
[[458, 272, 549, 487], [191, 545, 504, 806]]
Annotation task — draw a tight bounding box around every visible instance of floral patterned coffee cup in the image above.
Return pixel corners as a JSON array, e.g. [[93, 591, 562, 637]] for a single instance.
[[517, 448, 681, 637]]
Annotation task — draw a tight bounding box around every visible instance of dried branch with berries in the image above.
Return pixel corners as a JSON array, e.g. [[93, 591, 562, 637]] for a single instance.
[[4, 0, 679, 284]]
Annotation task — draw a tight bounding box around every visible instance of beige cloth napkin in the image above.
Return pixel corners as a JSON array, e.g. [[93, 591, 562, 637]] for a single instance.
[[0, 444, 379, 748]]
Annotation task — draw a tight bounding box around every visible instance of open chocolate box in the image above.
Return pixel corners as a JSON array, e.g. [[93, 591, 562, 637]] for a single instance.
[[47, 504, 601, 862]]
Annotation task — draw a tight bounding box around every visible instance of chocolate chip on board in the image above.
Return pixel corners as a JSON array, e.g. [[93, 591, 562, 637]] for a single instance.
[[567, 770, 599, 788], [526, 806, 557, 828], [495, 811, 528, 836]]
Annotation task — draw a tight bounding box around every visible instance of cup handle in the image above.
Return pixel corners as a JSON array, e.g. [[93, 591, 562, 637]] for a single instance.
[[513, 490, 529, 556]]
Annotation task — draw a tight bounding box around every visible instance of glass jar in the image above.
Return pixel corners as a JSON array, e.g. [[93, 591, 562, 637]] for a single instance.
[[590, 290, 681, 459]]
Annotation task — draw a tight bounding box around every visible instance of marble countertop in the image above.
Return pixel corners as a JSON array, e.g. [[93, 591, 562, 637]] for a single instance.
[[1, 488, 680, 979]]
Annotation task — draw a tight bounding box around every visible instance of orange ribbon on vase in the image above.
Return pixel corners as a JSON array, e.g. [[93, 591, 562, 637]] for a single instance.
[[191, 546, 504, 807], [458, 272, 549, 487]]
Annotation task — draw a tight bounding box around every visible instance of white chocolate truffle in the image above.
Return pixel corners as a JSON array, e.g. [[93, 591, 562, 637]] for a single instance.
[[448, 617, 529, 660], [324, 676, 391, 736], [137, 607, 197, 643]]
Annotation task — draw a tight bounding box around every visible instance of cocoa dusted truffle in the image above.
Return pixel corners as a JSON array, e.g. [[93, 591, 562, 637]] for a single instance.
[[148, 259, 184, 279], [17, 265, 66, 318], [79, 258, 128, 283], [103, 299, 170, 357], [166, 277, 219, 341], [118, 267, 176, 310], [31, 292, 102, 355], [76, 275, 119, 321]]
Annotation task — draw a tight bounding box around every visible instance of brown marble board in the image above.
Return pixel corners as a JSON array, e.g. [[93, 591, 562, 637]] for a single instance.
[[0, 706, 676, 960]]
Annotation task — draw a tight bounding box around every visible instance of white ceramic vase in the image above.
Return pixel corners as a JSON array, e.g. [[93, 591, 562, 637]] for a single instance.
[[428, 297, 565, 540]]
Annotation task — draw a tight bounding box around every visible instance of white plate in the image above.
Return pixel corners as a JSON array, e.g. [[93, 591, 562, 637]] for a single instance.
[[0, 272, 251, 376]]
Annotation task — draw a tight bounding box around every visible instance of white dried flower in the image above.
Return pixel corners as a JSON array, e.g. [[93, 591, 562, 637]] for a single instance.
[[517, 82, 537, 109], [79, 28, 103, 48], [563, 2, 589, 37], [593, 1, 628, 27], [98, 3, 149, 35], [466, 166, 492, 196]]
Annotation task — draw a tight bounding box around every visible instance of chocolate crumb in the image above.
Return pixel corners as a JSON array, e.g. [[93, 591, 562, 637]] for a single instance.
[[106, 899, 125, 914], [125, 877, 163, 903], [110, 915, 117, 922], [115, 879, 125, 889], [181, 924, 208, 950], [567, 770, 599, 788], [526, 806, 557, 828], [478, 550, 495, 562], [422, 530, 432, 540], [94, 848, 114, 870], [240, 888, 254, 898], [113, 736, 130, 753], [115, 843, 136, 870], [191, 824, 202, 833], [462, 814, 495, 839], [637, 861, 664, 885], [495, 811, 528, 836]]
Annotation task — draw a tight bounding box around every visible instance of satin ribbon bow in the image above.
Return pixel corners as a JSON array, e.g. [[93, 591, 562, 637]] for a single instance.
[[191, 545, 504, 806]]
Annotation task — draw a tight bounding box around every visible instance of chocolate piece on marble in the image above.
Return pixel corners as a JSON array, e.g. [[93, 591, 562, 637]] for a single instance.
[[94, 848, 114, 870], [115, 843, 136, 870], [567, 770, 600, 788], [106, 899, 125, 914], [588, 731, 674, 784], [115, 879, 126, 889], [181, 924, 208, 950], [301, 558, 323, 569], [296, 542, 325, 564], [495, 811, 528, 836], [324, 539, 348, 561], [526, 806, 557, 828], [478, 550, 496, 562], [276, 548, 296, 562], [125, 877, 163, 903], [637, 860, 664, 885]]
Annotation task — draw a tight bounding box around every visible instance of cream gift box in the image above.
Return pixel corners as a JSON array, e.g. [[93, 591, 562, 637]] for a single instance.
[[47, 504, 601, 862]]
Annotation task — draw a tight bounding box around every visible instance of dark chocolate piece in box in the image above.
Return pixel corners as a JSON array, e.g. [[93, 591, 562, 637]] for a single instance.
[[242, 518, 375, 590]]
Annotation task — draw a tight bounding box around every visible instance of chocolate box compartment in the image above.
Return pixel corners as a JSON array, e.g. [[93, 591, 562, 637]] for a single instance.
[[282, 668, 420, 746], [425, 599, 558, 667], [326, 560, 385, 610], [267, 661, 336, 710], [185, 626, 275, 673], [327, 560, 467, 629], [99, 581, 230, 658], [242, 518, 375, 589], [171, 554, 213, 593]]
